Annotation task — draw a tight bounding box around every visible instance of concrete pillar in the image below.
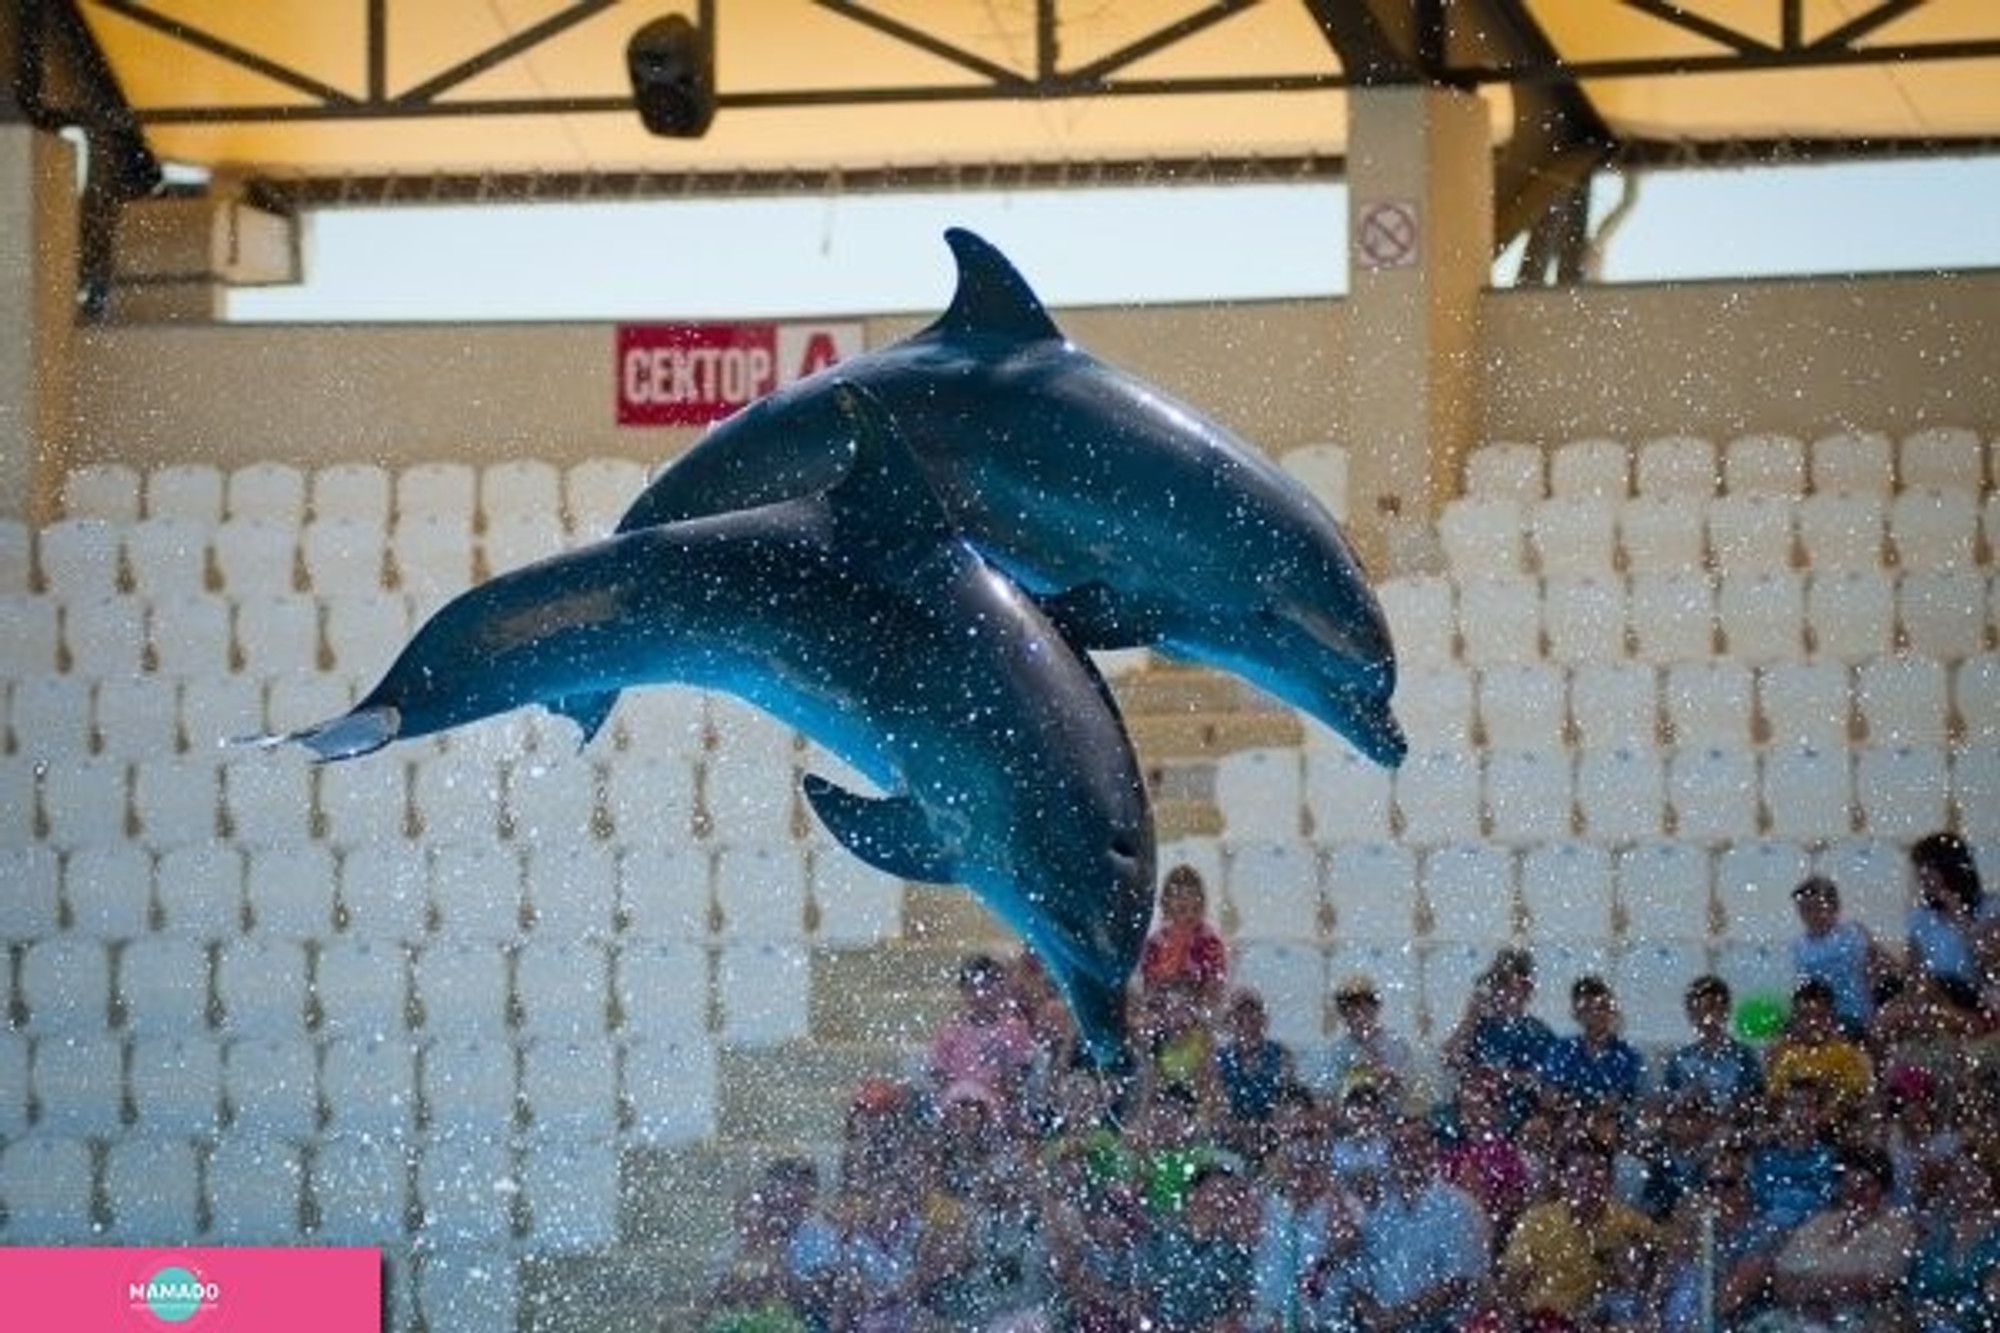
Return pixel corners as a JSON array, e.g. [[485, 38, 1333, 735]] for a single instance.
[[0, 125, 79, 523], [1342, 85, 1493, 572]]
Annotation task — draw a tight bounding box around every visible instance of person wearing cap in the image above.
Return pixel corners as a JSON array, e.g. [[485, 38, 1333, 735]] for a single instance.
[[1441, 948, 1556, 1131], [1305, 973, 1415, 1107]]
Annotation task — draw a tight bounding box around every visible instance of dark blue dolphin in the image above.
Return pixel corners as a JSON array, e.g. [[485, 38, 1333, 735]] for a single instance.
[[567, 228, 1405, 766], [255, 385, 1153, 1065]]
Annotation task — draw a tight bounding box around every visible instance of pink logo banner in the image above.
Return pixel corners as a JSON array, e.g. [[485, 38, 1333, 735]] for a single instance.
[[0, 1247, 379, 1331]]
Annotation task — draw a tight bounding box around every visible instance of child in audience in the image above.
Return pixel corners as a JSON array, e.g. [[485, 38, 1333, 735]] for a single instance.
[[1139, 864, 1228, 1005], [1789, 874, 1891, 1036]]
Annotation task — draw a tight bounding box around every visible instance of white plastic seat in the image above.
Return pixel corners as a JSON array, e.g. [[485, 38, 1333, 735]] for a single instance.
[[214, 938, 312, 1036], [1806, 569, 1895, 661], [1232, 943, 1327, 1049], [1855, 654, 1949, 746], [316, 756, 414, 853], [31, 1033, 126, 1133], [321, 591, 408, 679], [1723, 432, 1807, 496], [701, 747, 797, 845], [118, 936, 212, 1036], [334, 843, 427, 944], [715, 941, 810, 1044], [426, 842, 522, 943], [205, 1134, 306, 1241], [480, 459, 563, 529], [1440, 498, 1528, 576], [1667, 747, 1760, 843], [1519, 841, 1614, 941], [0, 756, 39, 848], [515, 940, 612, 1039], [611, 683, 709, 756], [482, 511, 565, 575], [94, 674, 179, 759], [147, 592, 233, 679], [1662, 661, 1756, 748], [222, 1035, 320, 1136], [1898, 426, 1986, 492], [1483, 748, 1575, 845], [1714, 840, 1811, 942], [521, 1138, 621, 1252], [1617, 496, 1707, 574], [1542, 575, 1627, 664], [300, 518, 389, 596], [1324, 841, 1420, 941], [1815, 838, 1916, 939], [0, 1135, 98, 1241], [1634, 435, 1718, 498], [1214, 746, 1305, 840], [311, 462, 393, 526], [232, 593, 320, 677], [410, 749, 505, 847], [1422, 843, 1516, 942], [1761, 745, 1854, 840], [0, 593, 61, 675], [412, 940, 512, 1036], [564, 458, 648, 538], [1390, 666, 1475, 751], [61, 593, 148, 678], [1220, 838, 1321, 941], [1890, 488, 1981, 570], [1955, 655, 2000, 745], [713, 841, 810, 941], [210, 518, 299, 597], [420, 1036, 519, 1132], [1464, 443, 1546, 502], [130, 754, 222, 846], [1628, 572, 1718, 662], [1707, 494, 1797, 573], [320, 1035, 417, 1138], [313, 937, 412, 1038], [62, 462, 142, 521], [1418, 943, 1493, 1044], [1455, 574, 1543, 666], [1280, 442, 1350, 521], [37, 754, 131, 849], [1796, 492, 1887, 571], [1854, 744, 1950, 838], [519, 841, 617, 941], [128, 1036, 224, 1135], [0, 845, 63, 938], [154, 840, 245, 937], [1953, 746, 1999, 840], [123, 516, 212, 598], [36, 518, 124, 599], [1898, 569, 1989, 660], [396, 461, 477, 527], [613, 938, 712, 1041], [389, 516, 475, 599], [519, 1037, 619, 1137], [241, 843, 337, 938], [220, 748, 313, 846], [311, 1134, 410, 1244], [1393, 748, 1483, 845], [1302, 745, 1395, 844], [226, 462, 307, 524], [1549, 437, 1630, 500], [8, 674, 96, 759], [1717, 570, 1807, 663], [1573, 746, 1668, 843], [806, 844, 904, 946], [1810, 430, 1894, 495], [1376, 576, 1457, 669], [1611, 942, 1713, 1046], [1567, 661, 1663, 751], [144, 462, 225, 522], [415, 1135, 517, 1245], [1758, 661, 1853, 749], [504, 757, 600, 848]]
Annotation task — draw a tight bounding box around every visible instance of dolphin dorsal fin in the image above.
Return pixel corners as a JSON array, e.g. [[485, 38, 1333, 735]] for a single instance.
[[824, 381, 954, 551], [930, 227, 1063, 345]]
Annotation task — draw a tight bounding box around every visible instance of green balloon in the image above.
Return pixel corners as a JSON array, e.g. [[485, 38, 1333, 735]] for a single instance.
[[1735, 992, 1788, 1041]]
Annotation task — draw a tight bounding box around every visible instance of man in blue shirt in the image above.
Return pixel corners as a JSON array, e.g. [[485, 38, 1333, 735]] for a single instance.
[[1543, 974, 1646, 1114]]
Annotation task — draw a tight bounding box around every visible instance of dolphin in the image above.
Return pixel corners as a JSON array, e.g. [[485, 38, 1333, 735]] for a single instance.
[[569, 227, 1405, 766], [255, 384, 1154, 1065]]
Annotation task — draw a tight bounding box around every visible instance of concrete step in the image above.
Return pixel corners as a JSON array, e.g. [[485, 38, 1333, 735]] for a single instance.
[[716, 1040, 910, 1144], [1126, 707, 1303, 760], [808, 943, 968, 1046]]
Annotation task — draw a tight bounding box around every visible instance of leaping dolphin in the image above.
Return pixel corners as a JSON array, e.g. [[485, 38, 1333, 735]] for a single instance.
[[570, 227, 1405, 767], [256, 384, 1154, 1066]]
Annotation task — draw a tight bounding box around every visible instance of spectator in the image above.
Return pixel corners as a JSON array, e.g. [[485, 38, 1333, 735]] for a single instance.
[[1140, 863, 1229, 1004], [1499, 1140, 1662, 1327], [1248, 1086, 1358, 1331], [1543, 973, 1647, 1115], [1435, 1064, 1537, 1245], [1658, 973, 1764, 1116], [698, 1178, 814, 1333], [1764, 976, 1873, 1110], [1657, 1150, 1788, 1333], [1789, 874, 1892, 1036], [1766, 1145, 1915, 1332], [1348, 1116, 1490, 1333], [1046, 1163, 1152, 1333], [1907, 1152, 2000, 1333], [1746, 1079, 1842, 1233], [1306, 972, 1415, 1107], [1441, 947, 1555, 1130], [1144, 1163, 1258, 1332], [1212, 987, 1293, 1156], [1906, 830, 1993, 999], [927, 953, 1040, 1115]]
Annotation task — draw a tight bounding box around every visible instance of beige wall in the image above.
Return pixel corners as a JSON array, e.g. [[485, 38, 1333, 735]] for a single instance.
[[63, 268, 2000, 484]]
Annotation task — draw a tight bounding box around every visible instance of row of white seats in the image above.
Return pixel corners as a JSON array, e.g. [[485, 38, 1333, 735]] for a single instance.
[[1464, 427, 1990, 502], [0, 836, 902, 945], [0, 1127, 631, 1258], [1232, 739, 1992, 846], [5, 934, 803, 1046], [1379, 567, 1993, 667], [1376, 654, 1999, 754], [1170, 833, 1945, 952], [1440, 488, 1996, 579], [58, 458, 651, 535]]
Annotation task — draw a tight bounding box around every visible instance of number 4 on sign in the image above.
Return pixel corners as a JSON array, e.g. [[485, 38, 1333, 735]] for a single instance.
[[780, 323, 865, 384]]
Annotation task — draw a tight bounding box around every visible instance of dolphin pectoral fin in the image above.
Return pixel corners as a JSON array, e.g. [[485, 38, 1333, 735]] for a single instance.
[[239, 705, 401, 762], [800, 772, 957, 885], [548, 691, 618, 749]]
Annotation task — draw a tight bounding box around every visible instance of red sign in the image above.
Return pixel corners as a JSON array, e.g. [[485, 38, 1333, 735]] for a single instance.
[[616, 321, 864, 426]]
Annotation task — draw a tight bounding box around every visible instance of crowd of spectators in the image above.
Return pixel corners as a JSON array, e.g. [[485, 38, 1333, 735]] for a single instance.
[[694, 831, 2000, 1333]]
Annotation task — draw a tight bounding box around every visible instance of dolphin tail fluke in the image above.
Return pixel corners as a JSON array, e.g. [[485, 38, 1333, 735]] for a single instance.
[[548, 691, 619, 750], [800, 772, 956, 885], [237, 705, 401, 762]]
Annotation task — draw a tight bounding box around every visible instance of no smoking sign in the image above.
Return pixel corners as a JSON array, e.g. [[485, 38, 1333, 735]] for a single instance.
[[1356, 200, 1420, 270]]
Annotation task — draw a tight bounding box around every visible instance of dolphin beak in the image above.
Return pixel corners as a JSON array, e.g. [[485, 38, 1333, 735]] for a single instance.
[[239, 705, 402, 762]]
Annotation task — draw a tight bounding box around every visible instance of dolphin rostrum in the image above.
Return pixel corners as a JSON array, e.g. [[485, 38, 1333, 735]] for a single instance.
[[568, 227, 1405, 767], [257, 384, 1155, 1065]]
